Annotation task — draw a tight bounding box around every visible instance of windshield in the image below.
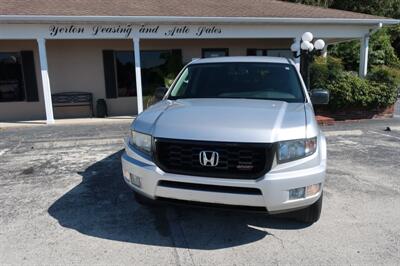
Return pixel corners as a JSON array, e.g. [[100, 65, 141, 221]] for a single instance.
[[168, 62, 305, 102]]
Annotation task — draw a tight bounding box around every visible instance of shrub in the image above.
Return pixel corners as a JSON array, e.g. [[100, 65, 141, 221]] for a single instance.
[[310, 56, 343, 88], [367, 66, 400, 107], [368, 65, 400, 86], [324, 71, 371, 109], [310, 56, 400, 109]]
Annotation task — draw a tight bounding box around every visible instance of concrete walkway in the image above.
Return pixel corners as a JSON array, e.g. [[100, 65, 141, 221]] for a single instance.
[[0, 116, 135, 129]]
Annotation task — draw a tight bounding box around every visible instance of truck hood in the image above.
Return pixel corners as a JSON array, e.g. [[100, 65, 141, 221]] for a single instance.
[[133, 98, 306, 143]]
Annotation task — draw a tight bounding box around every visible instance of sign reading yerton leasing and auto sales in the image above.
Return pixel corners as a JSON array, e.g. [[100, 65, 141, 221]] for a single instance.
[[0, 22, 368, 40], [48, 24, 223, 38]]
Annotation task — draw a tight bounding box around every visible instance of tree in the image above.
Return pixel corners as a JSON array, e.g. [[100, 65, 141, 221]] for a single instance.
[[330, 0, 400, 19], [285, 0, 400, 19], [329, 28, 400, 72], [283, 0, 400, 69], [388, 25, 400, 57]]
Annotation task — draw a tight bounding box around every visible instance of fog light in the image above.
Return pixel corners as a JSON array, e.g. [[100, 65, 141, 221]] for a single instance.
[[306, 183, 321, 197], [289, 187, 305, 200], [129, 173, 142, 188]]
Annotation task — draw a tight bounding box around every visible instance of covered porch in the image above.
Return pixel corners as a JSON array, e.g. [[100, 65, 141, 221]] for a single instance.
[[0, 23, 381, 123]]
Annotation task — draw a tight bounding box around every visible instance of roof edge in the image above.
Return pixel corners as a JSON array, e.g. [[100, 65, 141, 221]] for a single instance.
[[0, 15, 398, 25]]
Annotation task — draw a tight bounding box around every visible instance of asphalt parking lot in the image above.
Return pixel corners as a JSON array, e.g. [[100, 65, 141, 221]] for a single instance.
[[0, 118, 399, 265]]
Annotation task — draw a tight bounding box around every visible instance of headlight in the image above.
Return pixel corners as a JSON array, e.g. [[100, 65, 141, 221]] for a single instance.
[[130, 130, 152, 154], [278, 137, 317, 163]]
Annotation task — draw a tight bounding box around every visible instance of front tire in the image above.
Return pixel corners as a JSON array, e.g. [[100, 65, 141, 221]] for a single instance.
[[294, 192, 323, 224]]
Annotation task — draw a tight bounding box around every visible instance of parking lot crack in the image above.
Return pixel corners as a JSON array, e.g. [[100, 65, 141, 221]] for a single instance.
[[166, 208, 196, 266], [270, 232, 285, 249]]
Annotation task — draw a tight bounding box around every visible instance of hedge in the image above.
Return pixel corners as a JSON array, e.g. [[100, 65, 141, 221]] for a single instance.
[[310, 56, 400, 110]]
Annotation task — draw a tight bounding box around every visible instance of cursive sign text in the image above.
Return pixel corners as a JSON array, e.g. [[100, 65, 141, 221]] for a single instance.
[[49, 24, 223, 38]]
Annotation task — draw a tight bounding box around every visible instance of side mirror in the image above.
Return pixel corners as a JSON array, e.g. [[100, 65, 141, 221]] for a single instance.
[[310, 89, 329, 105], [155, 86, 168, 101]]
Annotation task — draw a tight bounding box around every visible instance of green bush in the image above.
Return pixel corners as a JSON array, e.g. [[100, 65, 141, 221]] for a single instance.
[[324, 71, 371, 109], [367, 66, 400, 107], [368, 65, 400, 86], [310, 56, 400, 109], [310, 56, 343, 88]]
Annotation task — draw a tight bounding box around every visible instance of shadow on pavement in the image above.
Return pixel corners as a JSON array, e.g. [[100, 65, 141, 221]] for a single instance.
[[48, 150, 309, 250]]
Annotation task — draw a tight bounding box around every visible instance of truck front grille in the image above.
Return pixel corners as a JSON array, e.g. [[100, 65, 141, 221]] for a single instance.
[[154, 138, 274, 179]]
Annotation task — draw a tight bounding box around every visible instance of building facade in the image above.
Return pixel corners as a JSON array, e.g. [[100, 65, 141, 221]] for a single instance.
[[0, 0, 398, 122]]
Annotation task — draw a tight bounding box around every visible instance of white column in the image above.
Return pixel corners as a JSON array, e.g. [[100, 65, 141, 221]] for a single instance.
[[133, 37, 143, 114], [37, 38, 54, 124], [293, 37, 301, 71], [359, 34, 370, 78]]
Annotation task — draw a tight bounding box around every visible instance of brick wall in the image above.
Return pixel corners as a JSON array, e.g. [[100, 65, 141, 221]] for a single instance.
[[315, 105, 395, 121]]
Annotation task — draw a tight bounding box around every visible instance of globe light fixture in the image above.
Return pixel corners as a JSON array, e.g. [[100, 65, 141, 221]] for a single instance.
[[290, 32, 326, 90], [301, 41, 312, 51], [290, 42, 300, 53], [302, 32, 314, 43], [308, 42, 314, 52], [291, 33, 325, 55], [314, 39, 326, 51]]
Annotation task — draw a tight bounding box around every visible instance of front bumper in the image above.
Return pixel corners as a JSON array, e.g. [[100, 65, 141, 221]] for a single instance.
[[121, 136, 326, 213]]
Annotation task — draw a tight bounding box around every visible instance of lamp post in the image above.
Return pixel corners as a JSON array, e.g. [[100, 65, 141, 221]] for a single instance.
[[291, 32, 326, 90]]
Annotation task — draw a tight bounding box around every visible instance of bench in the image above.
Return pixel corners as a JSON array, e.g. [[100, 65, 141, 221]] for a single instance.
[[52, 92, 94, 117]]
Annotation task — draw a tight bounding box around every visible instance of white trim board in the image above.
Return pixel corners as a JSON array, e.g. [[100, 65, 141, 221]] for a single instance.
[[0, 23, 374, 40]]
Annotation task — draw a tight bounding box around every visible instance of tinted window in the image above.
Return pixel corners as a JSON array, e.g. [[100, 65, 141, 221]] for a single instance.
[[267, 49, 293, 58], [202, 49, 229, 58], [169, 63, 304, 102], [247, 49, 293, 58], [247, 49, 267, 56], [141, 50, 182, 96], [0, 52, 25, 102], [114, 50, 182, 100], [115, 51, 136, 97]]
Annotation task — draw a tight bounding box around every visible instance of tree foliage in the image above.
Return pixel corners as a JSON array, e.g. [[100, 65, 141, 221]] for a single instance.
[[330, 0, 400, 19], [285, 0, 400, 18], [329, 29, 400, 71], [284, 0, 400, 67], [388, 25, 400, 57], [288, 1, 400, 110]]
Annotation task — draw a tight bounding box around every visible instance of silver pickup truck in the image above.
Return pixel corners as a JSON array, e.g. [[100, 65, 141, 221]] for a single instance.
[[121, 56, 329, 223]]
